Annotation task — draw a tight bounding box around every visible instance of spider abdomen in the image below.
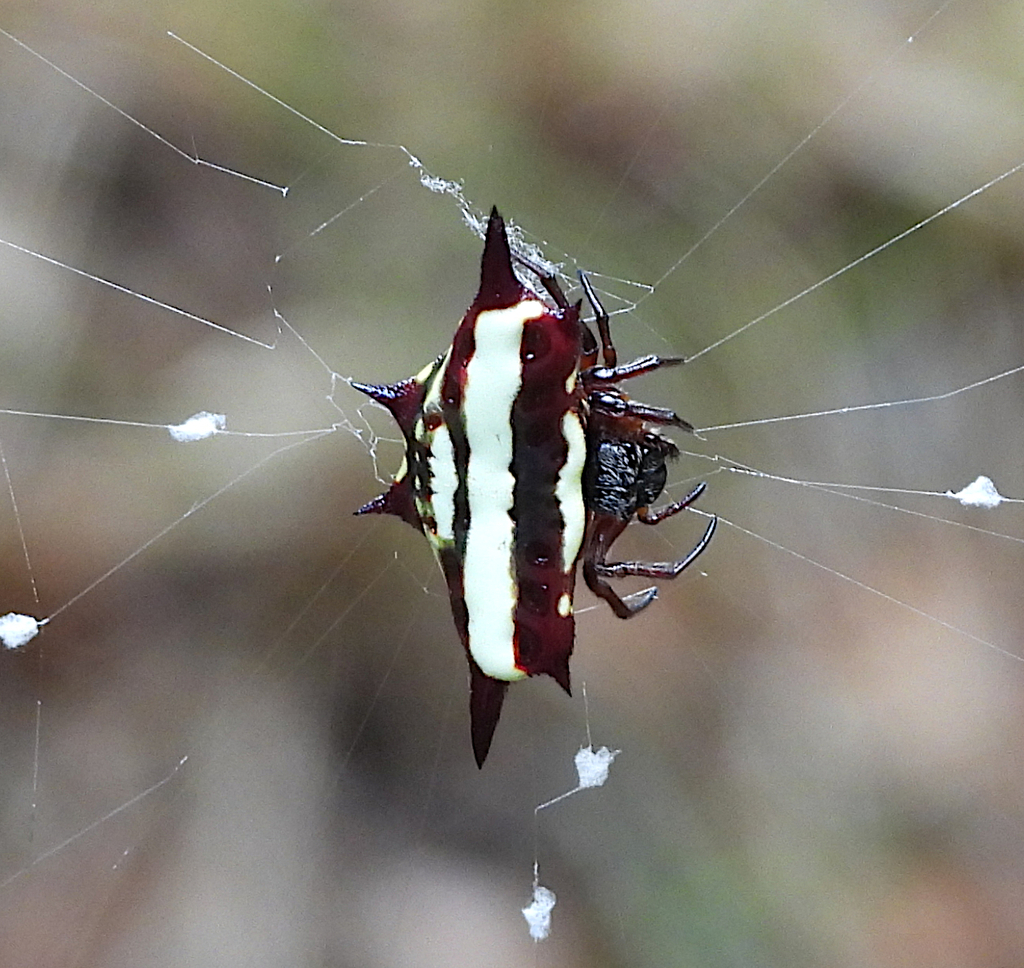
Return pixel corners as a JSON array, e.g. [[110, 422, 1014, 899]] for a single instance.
[[354, 209, 587, 765]]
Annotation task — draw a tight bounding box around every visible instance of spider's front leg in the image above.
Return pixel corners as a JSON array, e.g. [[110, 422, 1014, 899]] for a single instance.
[[585, 354, 685, 386], [578, 271, 617, 368], [588, 388, 695, 434]]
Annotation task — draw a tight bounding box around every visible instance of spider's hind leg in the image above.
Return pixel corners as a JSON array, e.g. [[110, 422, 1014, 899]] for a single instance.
[[638, 482, 708, 525], [598, 516, 717, 581], [582, 515, 654, 618], [582, 493, 717, 620]]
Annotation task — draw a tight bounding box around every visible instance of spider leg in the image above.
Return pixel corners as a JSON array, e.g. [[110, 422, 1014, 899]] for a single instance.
[[583, 515, 656, 618], [589, 390, 695, 433], [578, 271, 617, 368], [596, 516, 717, 580], [624, 400, 694, 432], [586, 353, 685, 384], [512, 253, 571, 309], [637, 481, 707, 525], [583, 481, 716, 619]]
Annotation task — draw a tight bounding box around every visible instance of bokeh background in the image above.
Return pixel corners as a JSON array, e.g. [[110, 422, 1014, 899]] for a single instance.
[[1, 0, 1024, 965]]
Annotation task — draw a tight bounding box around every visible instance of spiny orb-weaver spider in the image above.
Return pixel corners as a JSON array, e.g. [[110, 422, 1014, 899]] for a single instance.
[[353, 208, 716, 766]]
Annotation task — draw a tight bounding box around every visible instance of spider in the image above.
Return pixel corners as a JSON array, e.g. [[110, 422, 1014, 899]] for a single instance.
[[353, 208, 716, 765]]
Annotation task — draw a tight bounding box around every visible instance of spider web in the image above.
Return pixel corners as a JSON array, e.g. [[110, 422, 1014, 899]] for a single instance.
[[2, 2, 1024, 965]]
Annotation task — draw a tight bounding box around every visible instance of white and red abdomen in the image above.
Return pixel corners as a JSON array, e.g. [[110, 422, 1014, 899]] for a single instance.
[[352, 208, 589, 764], [450, 297, 585, 686]]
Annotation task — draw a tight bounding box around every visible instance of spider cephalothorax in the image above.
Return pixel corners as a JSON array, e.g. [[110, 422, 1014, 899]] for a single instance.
[[354, 208, 715, 765]]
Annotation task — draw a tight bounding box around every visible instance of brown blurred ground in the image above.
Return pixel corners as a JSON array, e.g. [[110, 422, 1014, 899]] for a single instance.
[[1, 1, 1024, 965]]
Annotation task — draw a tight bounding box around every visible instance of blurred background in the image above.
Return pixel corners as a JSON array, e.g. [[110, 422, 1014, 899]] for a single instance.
[[1, 0, 1024, 965]]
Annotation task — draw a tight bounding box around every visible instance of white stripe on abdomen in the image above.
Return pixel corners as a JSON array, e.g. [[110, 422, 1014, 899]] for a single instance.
[[556, 409, 587, 572], [462, 300, 544, 681], [429, 423, 457, 543]]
